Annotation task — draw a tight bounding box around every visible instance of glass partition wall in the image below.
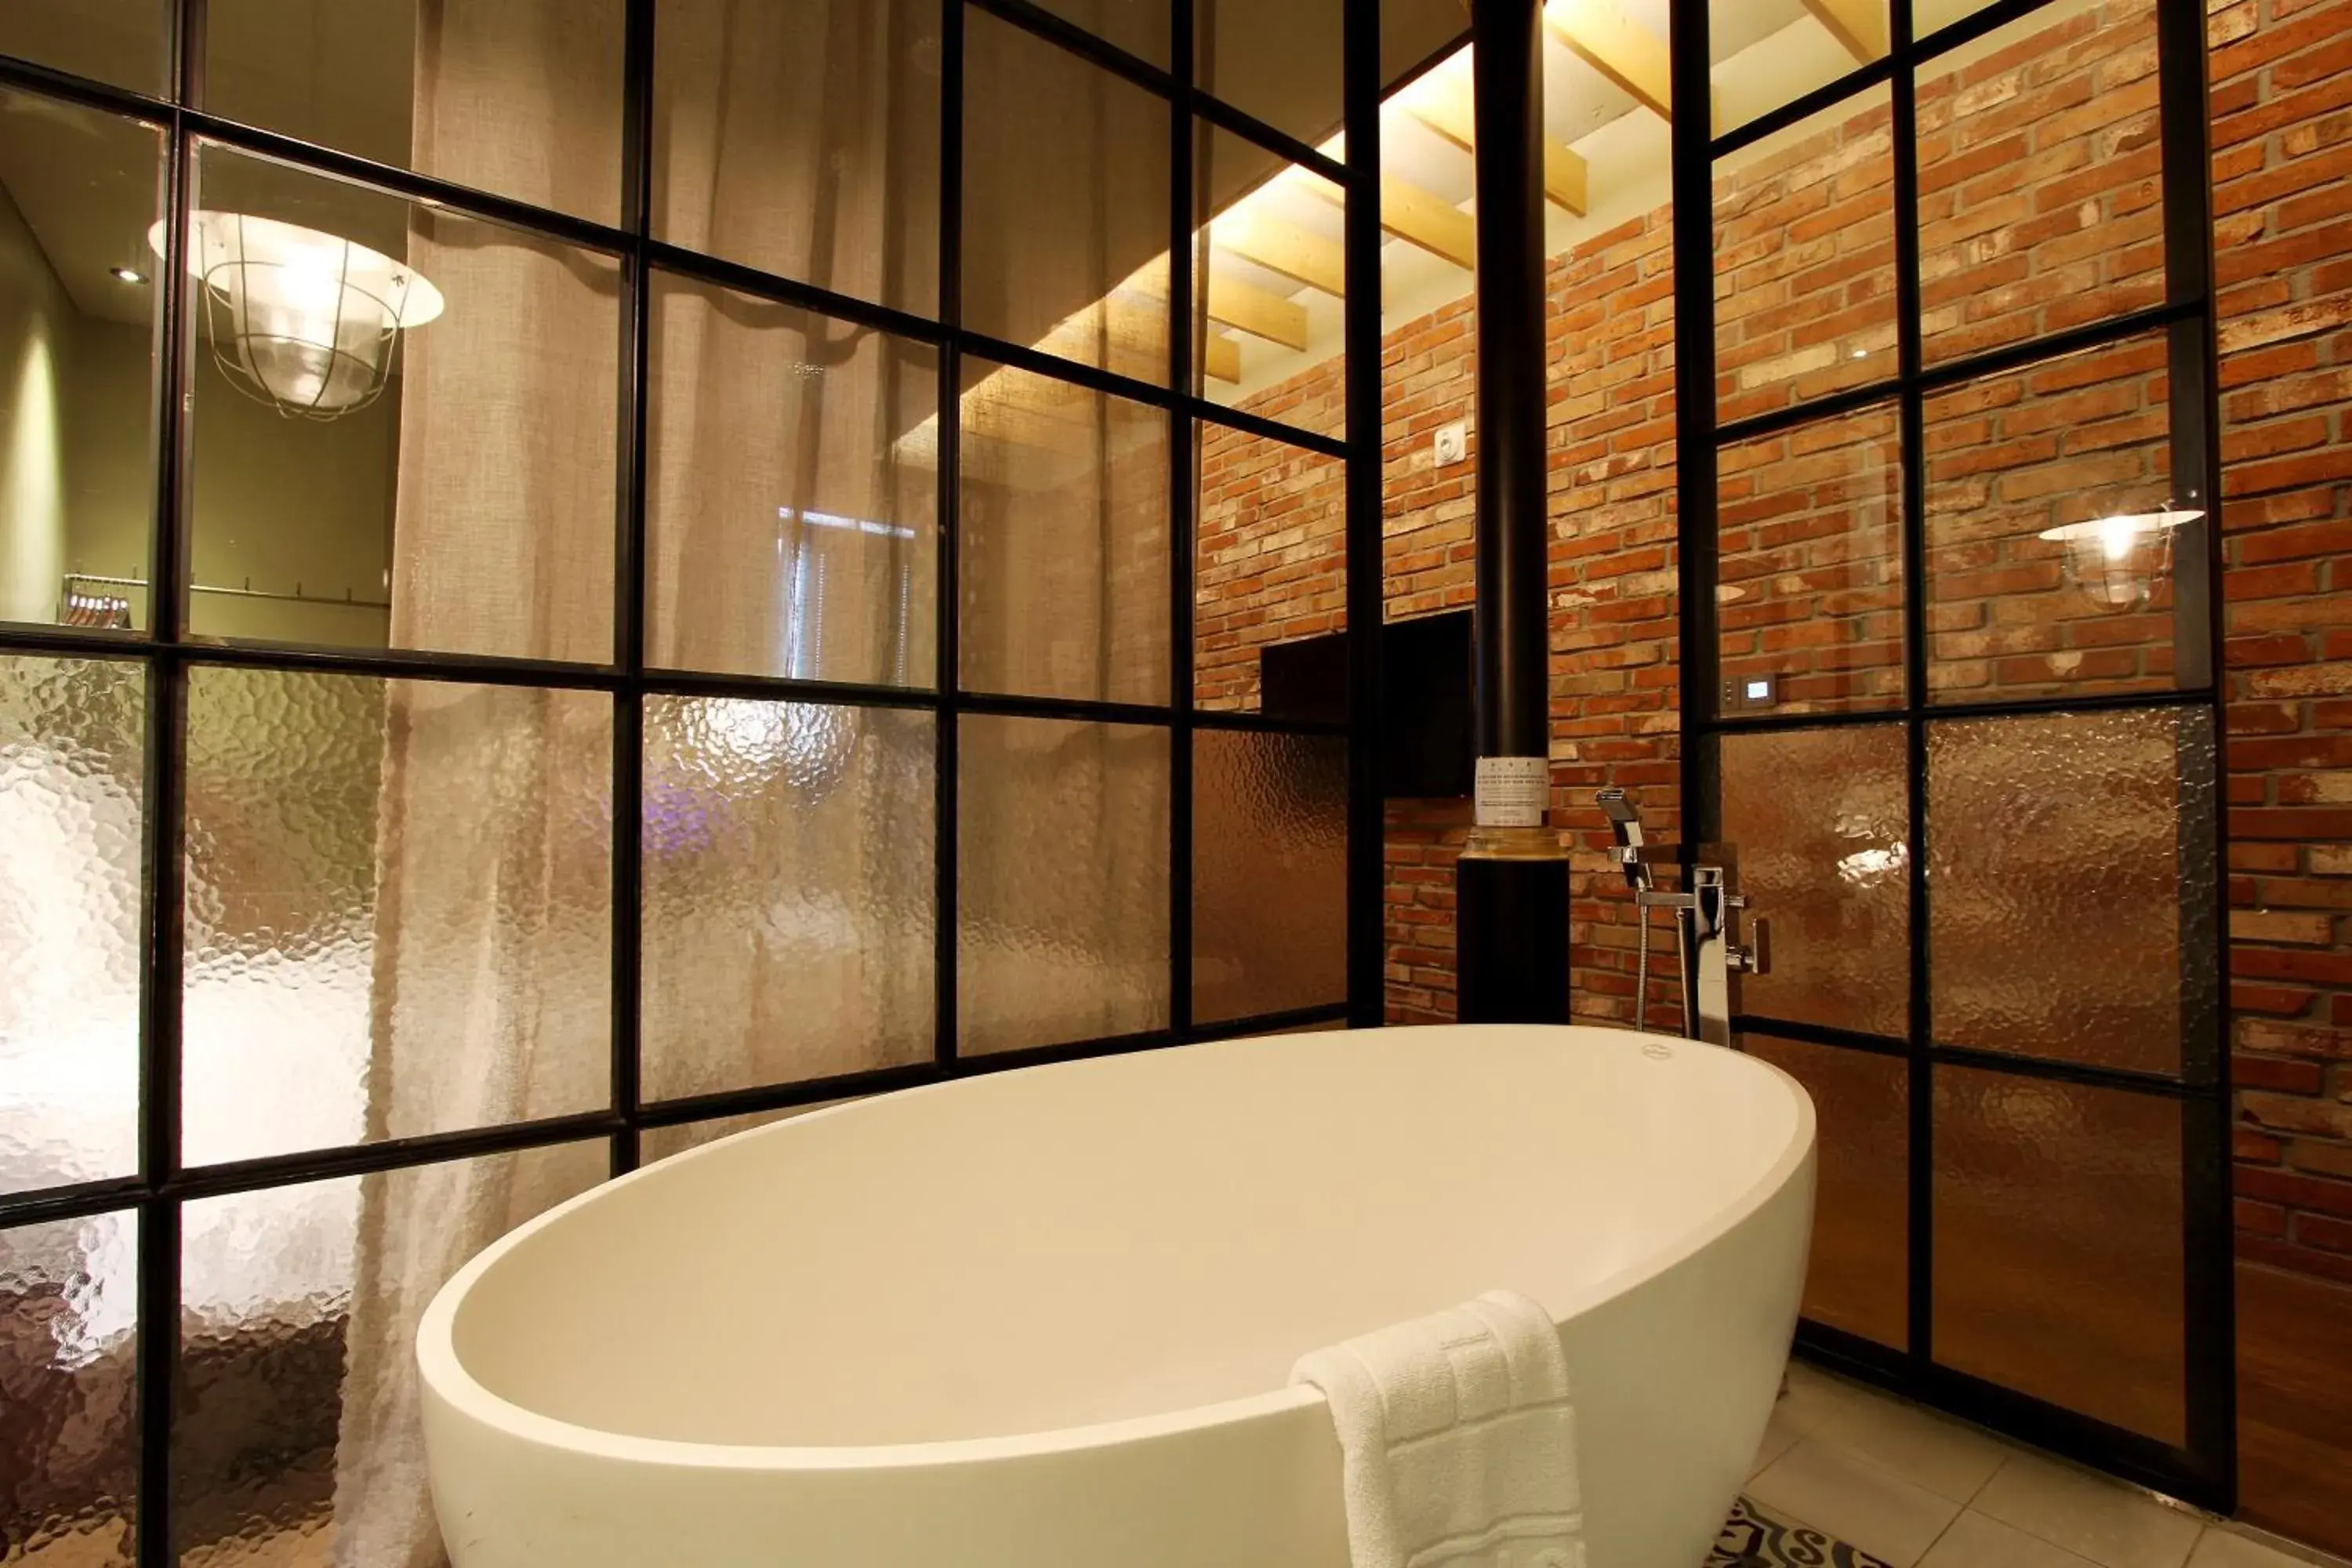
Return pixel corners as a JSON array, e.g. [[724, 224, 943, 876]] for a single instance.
[[0, 2, 1385, 1561], [1677, 0, 2231, 1508]]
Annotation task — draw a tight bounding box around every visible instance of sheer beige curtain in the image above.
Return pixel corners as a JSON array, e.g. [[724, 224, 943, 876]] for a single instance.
[[326, 2, 935, 1563]]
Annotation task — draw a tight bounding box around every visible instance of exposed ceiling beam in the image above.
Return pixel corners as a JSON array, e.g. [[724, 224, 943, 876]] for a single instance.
[[1400, 75, 1592, 215], [1202, 332, 1242, 383], [1206, 273, 1311, 350], [1543, 0, 1674, 121], [1301, 172, 1477, 270], [1802, 0, 1889, 61], [1377, 173, 1478, 269], [1212, 212, 1347, 297]]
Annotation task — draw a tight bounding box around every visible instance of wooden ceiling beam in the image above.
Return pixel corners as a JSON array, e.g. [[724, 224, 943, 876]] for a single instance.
[[1802, 0, 1889, 61], [1544, 0, 1674, 121], [1201, 332, 1241, 383], [1399, 74, 1592, 216], [1205, 273, 1311, 350], [1211, 212, 1347, 297], [1296, 172, 1476, 270]]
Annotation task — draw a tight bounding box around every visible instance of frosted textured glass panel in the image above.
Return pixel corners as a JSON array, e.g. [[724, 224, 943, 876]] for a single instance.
[[172, 1141, 605, 1563], [1721, 724, 1909, 1038], [1, 658, 145, 1196], [1928, 706, 2211, 1076], [1716, 405, 1905, 714], [642, 698, 934, 1100], [0, 1210, 138, 1566], [958, 360, 1171, 706], [184, 668, 612, 1165], [645, 276, 939, 688], [1193, 729, 1345, 1025], [1933, 1067, 2184, 1444], [1744, 1036, 1907, 1349], [960, 717, 1170, 1054]]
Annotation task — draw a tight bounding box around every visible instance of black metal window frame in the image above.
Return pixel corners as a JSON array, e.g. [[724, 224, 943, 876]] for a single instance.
[[0, 2, 1391, 1561], [1670, 0, 2233, 1510]]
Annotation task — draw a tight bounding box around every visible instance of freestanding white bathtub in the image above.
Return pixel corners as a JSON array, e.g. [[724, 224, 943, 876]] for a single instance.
[[418, 1024, 1815, 1567]]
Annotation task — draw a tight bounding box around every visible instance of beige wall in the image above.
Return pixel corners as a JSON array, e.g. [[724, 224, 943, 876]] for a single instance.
[[2, 296, 400, 646], [0, 183, 71, 626]]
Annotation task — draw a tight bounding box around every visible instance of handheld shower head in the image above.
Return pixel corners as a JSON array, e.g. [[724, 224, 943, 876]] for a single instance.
[[1596, 788, 1650, 891]]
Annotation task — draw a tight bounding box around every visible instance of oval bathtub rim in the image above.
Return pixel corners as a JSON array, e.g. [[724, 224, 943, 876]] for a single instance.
[[415, 1024, 1817, 1475]]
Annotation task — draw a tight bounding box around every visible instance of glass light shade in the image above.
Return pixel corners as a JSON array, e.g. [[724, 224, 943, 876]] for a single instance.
[[2037, 508, 2199, 612], [149, 212, 444, 417]]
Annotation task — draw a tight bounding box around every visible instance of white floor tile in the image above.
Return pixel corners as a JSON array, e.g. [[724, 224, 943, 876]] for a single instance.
[[1972, 1453, 2203, 1568], [1748, 1438, 1964, 1568], [1921, 1510, 2105, 1568], [1751, 1403, 1805, 1479], [1813, 1387, 2012, 1504], [1777, 1360, 1861, 1436], [2190, 1527, 2348, 1568]]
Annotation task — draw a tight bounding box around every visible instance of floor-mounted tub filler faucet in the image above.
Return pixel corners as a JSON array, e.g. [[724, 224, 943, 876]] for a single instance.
[[1595, 789, 1771, 1046]]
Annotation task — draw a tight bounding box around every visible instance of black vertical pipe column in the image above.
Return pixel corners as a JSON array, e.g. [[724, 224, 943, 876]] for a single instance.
[[1456, 0, 1570, 1025]]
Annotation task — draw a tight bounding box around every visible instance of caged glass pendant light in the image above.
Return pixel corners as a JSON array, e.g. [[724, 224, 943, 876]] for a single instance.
[[148, 212, 444, 419], [2038, 506, 2201, 613]]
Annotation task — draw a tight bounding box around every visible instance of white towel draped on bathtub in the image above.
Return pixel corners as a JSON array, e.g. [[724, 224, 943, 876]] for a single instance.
[[1291, 1289, 1587, 1568]]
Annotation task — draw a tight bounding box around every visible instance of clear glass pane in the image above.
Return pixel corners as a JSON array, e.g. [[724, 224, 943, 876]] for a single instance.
[[1717, 402, 1904, 714], [1712, 0, 1890, 136], [1195, 123, 1348, 438], [172, 1140, 606, 1564], [1193, 728, 1345, 1025], [1933, 1065, 2185, 1444], [645, 274, 939, 688], [0, 1, 168, 96], [1715, 83, 1897, 423], [640, 1102, 847, 1165], [0, 1210, 138, 1566], [959, 715, 1170, 1054], [651, 0, 940, 315], [1196, 423, 1345, 713], [1928, 706, 2214, 1078], [0, 90, 164, 633], [1, 657, 144, 1196], [183, 667, 612, 1167], [1198, 0, 1341, 147], [958, 358, 1171, 706], [203, 0, 625, 227], [1922, 333, 2188, 704], [1030, 0, 1170, 66], [641, 697, 935, 1101], [963, 7, 1171, 385], [184, 145, 621, 662], [1916, 0, 2164, 365], [1721, 724, 1909, 1039], [1742, 1036, 1906, 1349]]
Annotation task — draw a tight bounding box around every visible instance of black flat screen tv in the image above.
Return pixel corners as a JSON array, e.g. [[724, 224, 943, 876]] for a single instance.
[[1258, 608, 1472, 799]]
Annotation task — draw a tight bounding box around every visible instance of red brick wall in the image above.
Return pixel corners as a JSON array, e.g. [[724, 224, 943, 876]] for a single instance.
[[2207, 0, 2352, 1545], [1210, 0, 2352, 1540]]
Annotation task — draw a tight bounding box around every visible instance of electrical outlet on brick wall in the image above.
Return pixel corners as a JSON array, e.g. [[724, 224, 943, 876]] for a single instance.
[[1432, 420, 1468, 466]]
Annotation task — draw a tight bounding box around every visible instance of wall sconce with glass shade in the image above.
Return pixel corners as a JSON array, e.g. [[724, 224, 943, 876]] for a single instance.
[[147, 212, 443, 419], [2038, 506, 2202, 613]]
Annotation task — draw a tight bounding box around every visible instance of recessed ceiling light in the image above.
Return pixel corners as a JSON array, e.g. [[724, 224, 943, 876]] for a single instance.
[[110, 267, 147, 285]]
